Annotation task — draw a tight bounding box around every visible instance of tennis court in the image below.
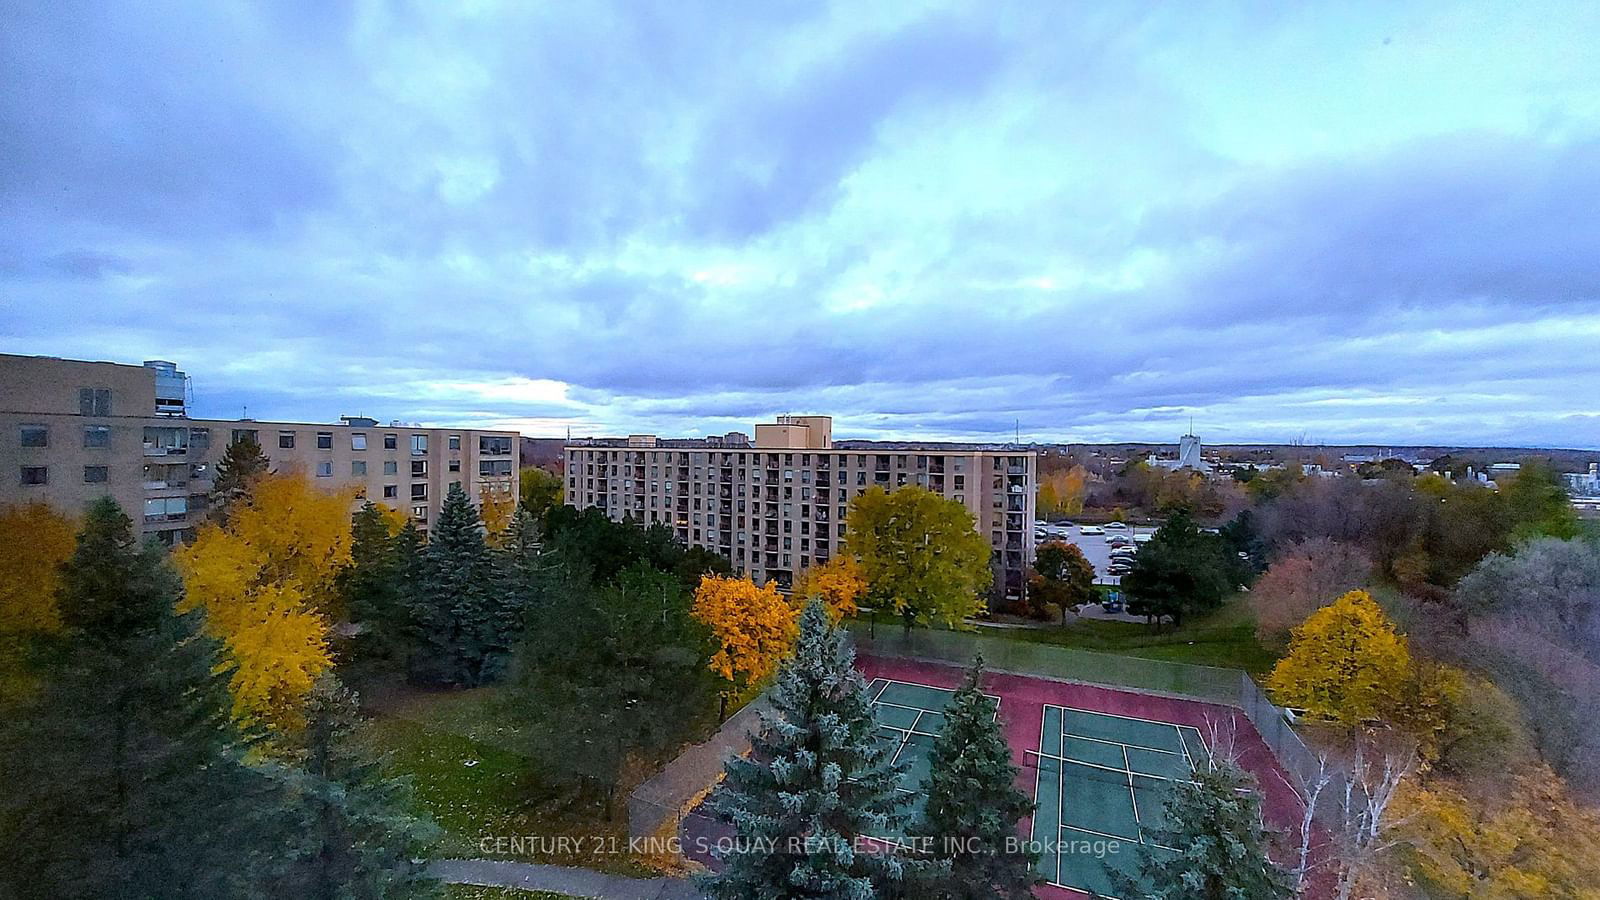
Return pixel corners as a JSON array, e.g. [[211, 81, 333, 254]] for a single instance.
[[866, 677, 998, 838], [1032, 705, 1210, 897]]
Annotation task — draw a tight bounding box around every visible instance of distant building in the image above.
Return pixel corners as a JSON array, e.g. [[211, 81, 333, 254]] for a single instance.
[[564, 415, 1037, 594], [1, 353, 518, 543], [1565, 463, 1600, 498], [1147, 430, 1213, 475]]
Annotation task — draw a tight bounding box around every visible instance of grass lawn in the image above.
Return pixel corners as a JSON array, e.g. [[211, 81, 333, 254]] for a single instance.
[[981, 596, 1281, 674], [355, 685, 659, 879]]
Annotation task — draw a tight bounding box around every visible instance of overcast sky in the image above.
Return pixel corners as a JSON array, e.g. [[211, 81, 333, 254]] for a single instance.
[[3, 2, 1598, 448]]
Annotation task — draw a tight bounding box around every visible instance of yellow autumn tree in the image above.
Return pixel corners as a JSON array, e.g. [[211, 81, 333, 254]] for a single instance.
[[1396, 768, 1600, 899], [791, 556, 866, 623], [1037, 465, 1089, 518], [479, 483, 516, 547], [691, 574, 798, 694], [1265, 589, 1412, 725], [175, 471, 355, 736], [0, 502, 77, 634]]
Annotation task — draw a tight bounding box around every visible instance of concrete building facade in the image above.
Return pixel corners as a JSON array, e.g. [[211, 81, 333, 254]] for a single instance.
[[1, 353, 518, 543], [564, 415, 1037, 595]]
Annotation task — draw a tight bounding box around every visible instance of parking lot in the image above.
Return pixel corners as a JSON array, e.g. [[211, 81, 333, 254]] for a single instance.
[[1035, 522, 1158, 585]]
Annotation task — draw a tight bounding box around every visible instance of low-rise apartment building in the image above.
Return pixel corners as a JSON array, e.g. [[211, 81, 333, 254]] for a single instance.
[[1, 353, 518, 543], [564, 415, 1037, 595]]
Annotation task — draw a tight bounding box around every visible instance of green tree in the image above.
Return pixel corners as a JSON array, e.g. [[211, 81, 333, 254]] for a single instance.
[[514, 562, 718, 817], [518, 466, 565, 523], [1029, 540, 1097, 623], [496, 506, 544, 599], [912, 657, 1037, 899], [846, 486, 993, 632], [409, 485, 520, 686], [1500, 461, 1580, 542], [543, 505, 686, 585], [702, 600, 910, 899], [1115, 758, 1294, 900], [336, 502, 410, 673], [1219, 509, 1267, 580], [274, 675, 440, 899], [0, 499, 285, 899], [1122, 510, 1234, 627], [209, 433, 271, 523], [676, 543, 734, 592]]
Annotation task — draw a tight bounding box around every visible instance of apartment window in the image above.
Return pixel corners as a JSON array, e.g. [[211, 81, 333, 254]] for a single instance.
[[450, 480, 462, 492], [384, 434, 398, 450], [78, 388, 112, 416], [412, 505, 428, 521], [383, 460, 398, 475], [411, 460, 427, 477], [448, 434, 461, 450], [83, 466, 108, 484], [232, 428, 258, 445], [479, 435, 513, 455], [279, 431, 296, 449], [479, 459, 513, 477], [316, 461, 333, 478], [316, 432, 333, 450], [448, 459, 461, 472], [383, 485, 398, 498], [351, 433, 367, 450], [19, 425, 48, 448], [189, 427, 210, 450], [352, 461, 368, 476], [84, 425, 111, 448], [19, 466, 47, 486], [410, 483, 428, 501], [143, 496, 187, 520], [410, 434, 428, 456]]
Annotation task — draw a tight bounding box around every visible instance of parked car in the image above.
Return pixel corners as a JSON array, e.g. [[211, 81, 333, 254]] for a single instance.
[[1105, 521, 1129, 530], [1107, 564, 1133, 577], [1079, 525, 1105, 535], [1110, 547, 1137, 559]]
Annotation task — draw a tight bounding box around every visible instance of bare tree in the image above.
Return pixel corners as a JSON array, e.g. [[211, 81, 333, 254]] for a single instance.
[[1292, 732, 1417, 900]]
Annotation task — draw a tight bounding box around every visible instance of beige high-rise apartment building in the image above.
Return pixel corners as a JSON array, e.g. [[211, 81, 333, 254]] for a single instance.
[[564, 415, 1037, 596], [0, 353, 518, 543]]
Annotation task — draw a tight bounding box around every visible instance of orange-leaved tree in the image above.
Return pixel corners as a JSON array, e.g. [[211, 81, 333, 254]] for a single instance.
[[691, 574, 797, 699], [791, 555, 866, 623], [1265, 589, 1412, 725], [175, 471, 356, 736], [0, 502, 77, 635]]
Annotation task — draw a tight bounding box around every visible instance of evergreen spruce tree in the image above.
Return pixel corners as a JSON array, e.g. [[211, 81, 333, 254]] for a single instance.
[[209, 433, 270, 523], [702, 600, 909, 899], [337, 502, 407, 671], [0, 498, 286, 899], [497, 507, 544, 601], [912, 657, 1038, 899], [1113, 757, 1294, 900], [274, 675, 440, 899], [410, 485, 519, 686]]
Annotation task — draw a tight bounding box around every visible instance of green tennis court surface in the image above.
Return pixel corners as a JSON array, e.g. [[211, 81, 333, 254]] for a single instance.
[[865, 678, 998, 840], [1032, 706, 1209, 897]]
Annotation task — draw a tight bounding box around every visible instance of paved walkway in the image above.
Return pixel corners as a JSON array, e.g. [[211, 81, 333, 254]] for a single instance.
[[431, 858, 702, 899]]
